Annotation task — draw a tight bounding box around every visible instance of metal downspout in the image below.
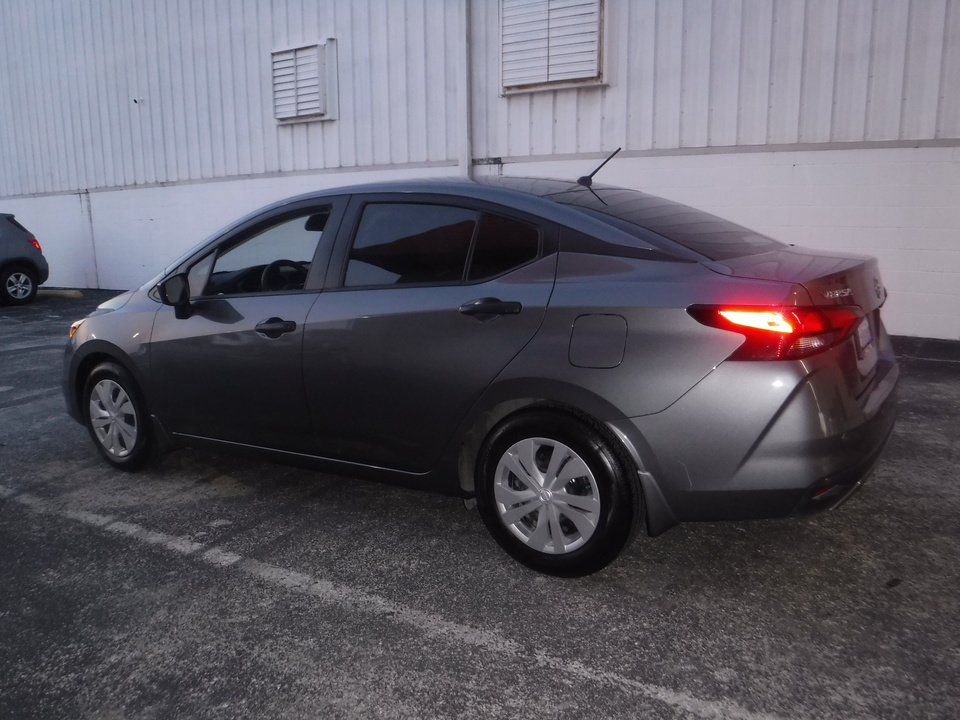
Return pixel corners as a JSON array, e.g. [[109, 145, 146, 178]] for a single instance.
[[458, 0, 473, 178]]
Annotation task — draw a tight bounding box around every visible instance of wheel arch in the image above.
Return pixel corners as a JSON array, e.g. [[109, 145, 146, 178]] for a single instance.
[[0, 258, 40, 275], [456, 379, 680, 537], [67, 341, 151, 422]]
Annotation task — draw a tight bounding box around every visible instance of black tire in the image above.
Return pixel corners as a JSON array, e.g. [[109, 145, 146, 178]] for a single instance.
[[82, 362, 156, 471], [475, 409, 642, 577], [0, 264, 38, 305]]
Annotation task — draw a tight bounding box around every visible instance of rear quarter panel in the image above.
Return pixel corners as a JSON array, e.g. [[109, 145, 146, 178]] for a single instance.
[[486, 253, 809, 420]]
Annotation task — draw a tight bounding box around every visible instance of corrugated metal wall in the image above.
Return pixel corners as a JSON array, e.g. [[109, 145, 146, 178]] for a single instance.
[[471, 0, 960, 158], [1, 0, 958, 198], [0, 0, 461, 197]]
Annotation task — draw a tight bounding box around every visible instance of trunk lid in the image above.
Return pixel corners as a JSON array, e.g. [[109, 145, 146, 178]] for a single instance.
[[704, 246, 887, 314], [705, 246, 889, 389]]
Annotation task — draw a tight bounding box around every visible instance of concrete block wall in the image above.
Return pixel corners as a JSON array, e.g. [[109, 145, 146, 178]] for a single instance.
[[504, 146, 960, 341]]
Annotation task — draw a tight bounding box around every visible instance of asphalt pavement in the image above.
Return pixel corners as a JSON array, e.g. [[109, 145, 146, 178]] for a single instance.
[[1, 289, 958, 720]]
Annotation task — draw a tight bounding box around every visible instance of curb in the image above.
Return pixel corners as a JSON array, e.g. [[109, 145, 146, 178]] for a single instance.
[[38, 288, 84, 298]]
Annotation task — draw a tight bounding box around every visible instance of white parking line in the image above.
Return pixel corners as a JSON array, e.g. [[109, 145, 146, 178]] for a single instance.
[[2, 485, 791, 720]]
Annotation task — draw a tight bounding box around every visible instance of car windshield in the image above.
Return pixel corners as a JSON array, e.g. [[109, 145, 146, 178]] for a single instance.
[[545, 185, 785, 261]]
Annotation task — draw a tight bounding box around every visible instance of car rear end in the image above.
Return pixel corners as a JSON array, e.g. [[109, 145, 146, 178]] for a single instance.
[[635, 247, 899, 521], [532, 181, 899, 526], [0, 213, 49, 304]]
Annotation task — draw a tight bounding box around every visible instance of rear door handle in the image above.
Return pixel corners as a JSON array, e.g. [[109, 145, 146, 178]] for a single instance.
[[255, 317, 297, 339], [458, 297, 523, 318]]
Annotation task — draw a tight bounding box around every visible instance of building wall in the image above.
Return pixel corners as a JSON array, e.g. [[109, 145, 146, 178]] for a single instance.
[[1, 0, 958, 340], [0, 0, 462, 196], [495, 146, 960, 342], [471, 0, 960, 158]]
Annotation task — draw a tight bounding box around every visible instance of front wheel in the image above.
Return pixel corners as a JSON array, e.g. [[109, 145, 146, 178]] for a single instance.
[[83, 362, 156, 470], [475, 409, 642, 577]]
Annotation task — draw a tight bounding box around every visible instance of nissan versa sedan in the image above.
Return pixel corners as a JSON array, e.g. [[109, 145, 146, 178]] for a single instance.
[[63, 177, 899, 576]]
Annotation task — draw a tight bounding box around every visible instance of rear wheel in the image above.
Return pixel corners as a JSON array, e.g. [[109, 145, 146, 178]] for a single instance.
[[476, 409, 642, 577], [0, 265, 38, 305], [83, 362, 155, 470]]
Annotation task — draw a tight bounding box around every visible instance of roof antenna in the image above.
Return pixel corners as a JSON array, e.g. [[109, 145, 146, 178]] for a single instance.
[[577, 147, 621, 188]]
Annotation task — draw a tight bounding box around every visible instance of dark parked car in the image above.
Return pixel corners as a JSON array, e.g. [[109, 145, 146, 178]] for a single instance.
[[63, 177, 898, 576], [0, 213, 49, 305]]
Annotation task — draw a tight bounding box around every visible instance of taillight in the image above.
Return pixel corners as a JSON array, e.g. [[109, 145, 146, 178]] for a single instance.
[[688, 305, 862, 360], [29, 238, 42, 252]]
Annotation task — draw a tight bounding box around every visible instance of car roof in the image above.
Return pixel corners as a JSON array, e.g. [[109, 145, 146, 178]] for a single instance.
[[266, 176, 580, 211]]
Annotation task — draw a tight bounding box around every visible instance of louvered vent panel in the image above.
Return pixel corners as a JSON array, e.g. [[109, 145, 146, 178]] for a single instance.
[[272, 44, 325, 120], [502, 0, 601, 89]]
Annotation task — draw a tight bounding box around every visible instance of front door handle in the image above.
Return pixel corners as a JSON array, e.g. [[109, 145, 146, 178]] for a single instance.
[[255, 317, 297, 339], [458, 298, 522, 319]]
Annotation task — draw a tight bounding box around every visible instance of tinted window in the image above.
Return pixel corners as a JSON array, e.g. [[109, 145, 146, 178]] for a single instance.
[[548, 186, 785, 261], [345, 204, 477, 287], [467, 214, 539, 281]]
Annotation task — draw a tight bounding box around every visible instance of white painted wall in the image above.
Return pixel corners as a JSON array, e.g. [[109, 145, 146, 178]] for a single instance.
[[2, 165, 463, 291], [0, 0, 462, 196], [469, 0, 960, 159]]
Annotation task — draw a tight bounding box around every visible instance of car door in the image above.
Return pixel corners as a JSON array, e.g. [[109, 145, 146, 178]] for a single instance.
[[302, 195, 558, 473], [150, 199, 345, 453]]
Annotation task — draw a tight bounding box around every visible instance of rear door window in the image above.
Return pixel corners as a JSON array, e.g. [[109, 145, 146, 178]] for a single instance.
[[467, 213, 539, 281], [343, 202, 541, 287], [345, 204, 477, 287]]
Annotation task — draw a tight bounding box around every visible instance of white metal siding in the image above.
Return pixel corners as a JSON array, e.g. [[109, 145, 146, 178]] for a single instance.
[[471, 0, 960, 159], [501, 0, 602, 90], [0, 0, 461, 198]]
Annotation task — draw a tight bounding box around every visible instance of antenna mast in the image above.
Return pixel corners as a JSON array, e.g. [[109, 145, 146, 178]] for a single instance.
[[576, 147, 622, 188]]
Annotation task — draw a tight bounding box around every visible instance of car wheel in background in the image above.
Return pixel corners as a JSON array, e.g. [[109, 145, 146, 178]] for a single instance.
[[0, 265, 38, 305], [83, 362, 156, 470], [476, 409, 643, 577]]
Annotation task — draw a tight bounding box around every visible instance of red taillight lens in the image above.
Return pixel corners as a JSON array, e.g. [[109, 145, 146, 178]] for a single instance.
[[29, 238, 42, 252], [688, 305, 863, 360]]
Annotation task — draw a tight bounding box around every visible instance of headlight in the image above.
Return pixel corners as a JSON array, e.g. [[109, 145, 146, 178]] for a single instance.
[[69, 319, 84, 338]]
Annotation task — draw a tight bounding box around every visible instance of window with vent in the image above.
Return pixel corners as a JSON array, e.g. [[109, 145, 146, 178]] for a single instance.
[[501, 0, 603, 93], [272, 39, 339, 122]]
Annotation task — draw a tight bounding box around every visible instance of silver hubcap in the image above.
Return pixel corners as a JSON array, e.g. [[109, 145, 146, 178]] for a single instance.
[[494, 437, 601, 554], [89, 379, 138, 458], [6, 272, 33, 300]]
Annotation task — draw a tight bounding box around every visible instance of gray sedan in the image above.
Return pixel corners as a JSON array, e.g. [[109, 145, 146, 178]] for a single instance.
[[63, 177, 898, 576]]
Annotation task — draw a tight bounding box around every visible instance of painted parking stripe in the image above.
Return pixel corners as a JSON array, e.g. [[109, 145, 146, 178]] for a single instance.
[[2, 485, 791, 720]]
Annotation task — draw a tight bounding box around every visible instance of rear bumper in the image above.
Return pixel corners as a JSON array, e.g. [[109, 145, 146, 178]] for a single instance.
[[612, 341, 900, 526], [37, 256, 49, 284]]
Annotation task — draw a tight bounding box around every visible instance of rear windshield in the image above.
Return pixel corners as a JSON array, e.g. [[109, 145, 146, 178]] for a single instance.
[[547, 185, 785, 261]]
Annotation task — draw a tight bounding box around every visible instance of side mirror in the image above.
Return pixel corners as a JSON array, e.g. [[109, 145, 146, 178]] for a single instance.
[[159, 274, 192, 319]]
